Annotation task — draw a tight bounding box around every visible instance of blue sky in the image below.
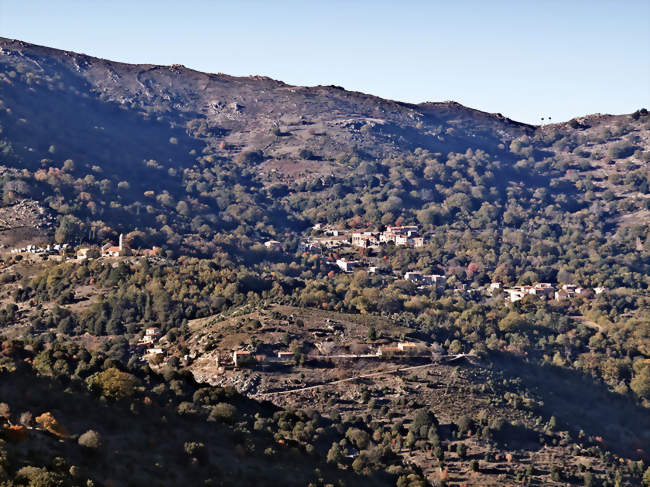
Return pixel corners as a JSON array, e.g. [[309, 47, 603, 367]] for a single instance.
[[1, 0, 648, 124]]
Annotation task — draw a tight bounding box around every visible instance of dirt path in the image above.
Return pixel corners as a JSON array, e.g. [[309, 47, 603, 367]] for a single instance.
[[571, 315, 604, 332], [256, 355, 473, 398], [256, 363, 435, 398]]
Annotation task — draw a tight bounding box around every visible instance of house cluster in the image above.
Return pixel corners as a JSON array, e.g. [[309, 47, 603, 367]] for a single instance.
[[227, 349, 296, 368], [311, 232, 349, 249], [135, 327, 164, 357], [336, 258, 360, 272], [378, 225, 424, 248], [555, 284, 606, 301], [77, 234, 162, 261], [9, 243, 69, 255], [7, 234, 162, 262], [352, 225, 424, 249], [264, 240, 282, 251], [404, 271, 447, 287], [376, 341, 426, 357], [351, 232, 380, 248], [298, 241, 322, 253], [501, 282, 606, 303], [300, 224, 426, 252], [101, 233, 127, 257], [227, 341, 429, 369]]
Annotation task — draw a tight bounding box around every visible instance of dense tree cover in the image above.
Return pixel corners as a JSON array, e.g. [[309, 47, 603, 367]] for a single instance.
[[18, 257, 299, 336], [6, 255, 648, 407], [2, 135, 647, 288], [293, 142, 648, 289], [0, 339, 426, 486]]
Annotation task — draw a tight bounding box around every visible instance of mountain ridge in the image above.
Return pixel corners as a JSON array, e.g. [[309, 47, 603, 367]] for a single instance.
[[0, 36, 534, 128]]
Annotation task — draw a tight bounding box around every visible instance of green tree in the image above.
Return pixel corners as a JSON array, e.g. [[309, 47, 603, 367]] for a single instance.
[[86, 368, 138, 401], [642, 466, 650, 486], [630, 366, 650, 401], [456, 443, 467, 459], [54, 215, 83, 244], [367, 326, 377, 340], [327, 442, 343, 464], [405, 431, 416, 449], [345, 427, 370, 449], [208, 402, 237, 423]]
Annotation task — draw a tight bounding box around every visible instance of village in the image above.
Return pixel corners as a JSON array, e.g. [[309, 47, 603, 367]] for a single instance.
[[499, 282, 607, 303], [6, 224, 607, 308], [7, 233, 162, 261], [267, 223, 608, 305], [4, 223, 609, 370], [296, 223, 425, 252]]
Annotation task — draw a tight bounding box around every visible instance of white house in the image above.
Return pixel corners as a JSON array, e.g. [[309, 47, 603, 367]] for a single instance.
[[351, 232, 379, 248], [76, 248, 91, 261], [264, 240, 282, 251], [336, 258, 358, 272], [505, 288, 526, 303], [404, 271, 423, 282]]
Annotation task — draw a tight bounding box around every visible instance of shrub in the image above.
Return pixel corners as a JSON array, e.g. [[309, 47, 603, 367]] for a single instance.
[[208, 403, 237, 423], [35, 412, 69, 438], [608, 142, 635, 159], [550, 464, 562, 481], [15, 466, 63, 486], [184, 441, 206, 462], [345, 427, 370, 449], [299, 149, 315, 160], [456, 415, 473, 436], [327, 442, 343, 464], [240, 150, 264, 163], [643, 466, 650, 486], [78, 430, 102, 449], [456, 443, 467, 459]]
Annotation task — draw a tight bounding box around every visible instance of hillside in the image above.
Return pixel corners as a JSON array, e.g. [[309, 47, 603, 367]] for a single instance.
[[0, 340, 426, 486], [0, 38, 649, 486], [0, 38, 648, 266], [1, 38, 649, 259]]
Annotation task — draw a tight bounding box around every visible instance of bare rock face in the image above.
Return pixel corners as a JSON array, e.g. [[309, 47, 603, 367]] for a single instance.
[[0, 36, 533, 182], [0, 199, 55, 232]]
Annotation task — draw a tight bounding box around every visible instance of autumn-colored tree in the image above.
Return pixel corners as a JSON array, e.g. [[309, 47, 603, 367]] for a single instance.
[[35, 412, 69, 438]]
